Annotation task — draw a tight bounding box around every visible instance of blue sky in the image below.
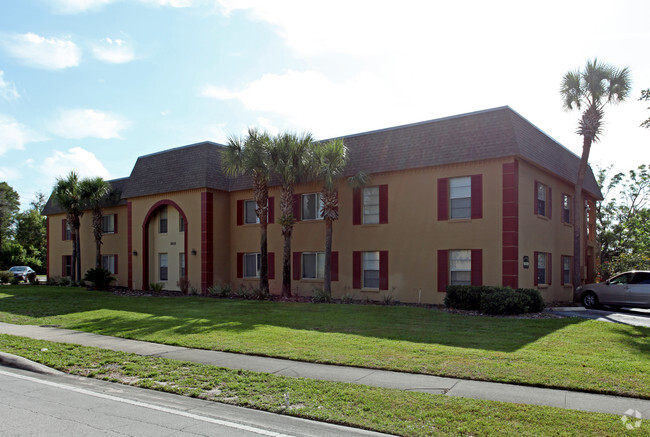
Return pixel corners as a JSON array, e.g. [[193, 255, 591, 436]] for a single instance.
[[1, 0, 649, 209]]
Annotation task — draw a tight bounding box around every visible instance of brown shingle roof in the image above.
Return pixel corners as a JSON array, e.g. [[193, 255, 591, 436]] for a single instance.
[[42, 177, 129, 215], [42, 106, 602, 215]]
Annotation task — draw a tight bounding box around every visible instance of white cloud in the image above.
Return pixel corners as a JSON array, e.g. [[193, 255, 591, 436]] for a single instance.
[[0, 71, 19, 100], [1, 32, 82, 70], [256, 117, 278, 136], [0, 113, 45, 156], [49, 109, 131, 139], [40, 147, 111, 181], [0, 167, 21, 181], [141, 0, 195, 6], [48, 0, 114, 13], [91, 38, 135, 63]]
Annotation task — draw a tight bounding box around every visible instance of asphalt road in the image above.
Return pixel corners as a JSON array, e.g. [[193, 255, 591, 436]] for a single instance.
[[550, 307, 650, 327], [0, 366, 390, 437]]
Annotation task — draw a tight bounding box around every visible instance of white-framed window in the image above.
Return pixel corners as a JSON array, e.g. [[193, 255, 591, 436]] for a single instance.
[[363, 187, 379, 224], [450, 177, 471, 219], [179, 215, 185, 232], [244, 253, 261, 278], [536, 252, 548, 285], [562, 194, 571, 224], [179, 253, 185, 278], [244, 200, 259, 224], [450, 250, 471, 285], [159, 206, 168, 233], [562, 255, 571, 285], [64, 222, 72, 240], [302, 252, 325, 279], [363, 251, 380, 288], [102, 215, 115, 234], [536, 182, 550, 217], [102, 255, 116, 274], [301, 193, 323, 220], [159, 253, 168, 281]]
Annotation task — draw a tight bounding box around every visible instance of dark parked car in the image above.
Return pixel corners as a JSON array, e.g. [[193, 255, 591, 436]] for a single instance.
[[9, 266, 36, 282], [574, 271, 650, 309]]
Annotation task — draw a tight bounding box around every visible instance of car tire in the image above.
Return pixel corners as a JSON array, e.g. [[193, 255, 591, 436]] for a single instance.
[[582, 292, 599, 309]]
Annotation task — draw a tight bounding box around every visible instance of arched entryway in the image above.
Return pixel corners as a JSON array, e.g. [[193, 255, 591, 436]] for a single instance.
[[142, 200, 188, 291]]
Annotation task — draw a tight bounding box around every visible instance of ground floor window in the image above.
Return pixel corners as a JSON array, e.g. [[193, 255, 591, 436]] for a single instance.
[[561, 255, 571, 285], [63, 255, 72, 277], [450, 250, 472, 285], [302, 252, 325, 279], [244, 253, 261, 278], [102, 255, 117, 274], [363, 251, 380, 289], [179, 253, 185, 278], [159, 253, 168, 281], [535, 252, 551, 285]]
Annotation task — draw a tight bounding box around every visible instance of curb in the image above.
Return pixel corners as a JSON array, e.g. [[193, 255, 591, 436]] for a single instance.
[[547, 307, 586, 312], [0, 352, 64, 376]]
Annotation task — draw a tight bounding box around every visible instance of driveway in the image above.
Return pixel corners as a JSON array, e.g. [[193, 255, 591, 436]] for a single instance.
[[549, 307, 650, 328]]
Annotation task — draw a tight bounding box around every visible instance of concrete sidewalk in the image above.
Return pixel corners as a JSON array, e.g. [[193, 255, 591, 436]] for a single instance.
[[0, 321, 648, 418]]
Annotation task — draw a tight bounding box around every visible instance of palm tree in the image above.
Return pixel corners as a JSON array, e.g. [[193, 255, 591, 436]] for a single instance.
[[560, 58, 631, 289], [269, 132, 315, 297], [312, 139, 348, 297], [222, 128, 273, 295], [53, 172, 83, 282], [79, 177, 112, 269]]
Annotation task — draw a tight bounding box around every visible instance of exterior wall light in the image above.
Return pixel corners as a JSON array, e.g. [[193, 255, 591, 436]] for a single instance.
[[132, 251, 138, 256], [191, 249, 197, 255], [523, 255, 529, 269]]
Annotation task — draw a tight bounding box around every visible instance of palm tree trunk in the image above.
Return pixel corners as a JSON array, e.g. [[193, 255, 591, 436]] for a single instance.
[[324, 217, 333, 297], [76, 228, 82, 282], [260, 219, 269, 295], [71, 226, 77, 281], [573, 135, 592, 290], [94, 210, 102, 269], [254, 176, 269, 295], [280, 185, 295, 297]]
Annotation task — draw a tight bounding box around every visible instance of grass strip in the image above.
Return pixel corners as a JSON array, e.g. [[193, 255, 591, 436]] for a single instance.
[[1, 286, 648, 398], [0, 334, 636, 437]]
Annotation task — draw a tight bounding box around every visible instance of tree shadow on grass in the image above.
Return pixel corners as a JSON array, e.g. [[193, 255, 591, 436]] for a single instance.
[[0, 286, 603, 353]]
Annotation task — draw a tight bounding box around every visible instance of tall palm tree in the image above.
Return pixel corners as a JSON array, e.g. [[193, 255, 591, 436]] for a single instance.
[[79, 177, 112, 269], [560, 58, 631, 289], [53, 172, 83, 282], [269, 132, 315, 297], [312, 139, 348, 297], [222, 128, 272, 295]]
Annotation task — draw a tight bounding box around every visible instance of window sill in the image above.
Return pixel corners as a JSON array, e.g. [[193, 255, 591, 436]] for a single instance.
[[361, 288, 380, 293], [535, 214, 550, 221], [537, 284, 549, 289], [448, 218, 472, 223], [562, 222, 573, 228], [300, 278, 324, 283], [300, 219, 324, 223]]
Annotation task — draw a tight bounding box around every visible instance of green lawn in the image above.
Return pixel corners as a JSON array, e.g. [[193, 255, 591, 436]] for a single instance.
[[1, 286, 648, 398], [0, 334, 634, 437]]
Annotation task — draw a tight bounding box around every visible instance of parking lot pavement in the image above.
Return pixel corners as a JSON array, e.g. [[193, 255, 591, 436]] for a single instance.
[[549, 307, 650, 327]]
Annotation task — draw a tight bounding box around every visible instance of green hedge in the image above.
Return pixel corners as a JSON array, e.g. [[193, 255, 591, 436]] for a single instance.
[[444, 285, 545, 315]]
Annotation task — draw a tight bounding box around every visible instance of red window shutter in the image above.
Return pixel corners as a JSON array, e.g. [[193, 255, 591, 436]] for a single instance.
[[352, 251, 361, 289], [114, 254, 119, 275], [237, 200, 243, 226], [534, 182, 538, 215], [561, 255, 566, 285], [471, 175, 483, 219], [293, 252, 301, 280], [293, 194, 301, 222], [236, 252, 243, 278], [62, 219, 66, 241], [114, 214, 118, 234], [471, 249, 482, 286], [331, 251, 339, 281], [437, 250, 448, 292], [379, 185, 388, 224], [268, 252, 275, 280], [353, 189, 361, 225], [62, 255, 66, 276], [548, 253, 552, 285], [548, 187, 552, 219], [534, 252, 539, 286], [268, 197, 275, 224], [437, 178, 449, 221], [379, 250, 389, 290]]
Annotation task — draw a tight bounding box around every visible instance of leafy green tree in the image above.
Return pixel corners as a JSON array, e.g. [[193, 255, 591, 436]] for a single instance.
[[640, 89, 650, 128], [0, 182, 20, 256], [80, 177, 112, 269], [222, 128, 273, 295], [269, 132, 315, 297], [15, 192, 47, 273], [560, 59, 631, 288], [53, 172, 84, 281]]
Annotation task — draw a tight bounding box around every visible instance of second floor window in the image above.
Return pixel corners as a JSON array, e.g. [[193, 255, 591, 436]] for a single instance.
[[102, 214, 115, 234], [159, 206, 168, 233], [450, 177, 471, 219], [301, 193, 323, 220], [363, 187, 380, 224], [562, 194, 571, 224], [244, 200, 259, 224]]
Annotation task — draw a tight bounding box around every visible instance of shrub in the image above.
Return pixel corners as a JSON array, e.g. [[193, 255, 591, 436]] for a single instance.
[[177, 277, 190, 294], [233, 284, 254, 299], [189, 285, 200, 295], [312, 288, 332, 303], [207, 282, 232, 298], [150, 282, 164, 293], [10, 276, 21, 285], [341, 291, 356, 304], [517, 288, 545, 312], [83, 268, 115, 291], [0, 271, 11, 284], [480, 290, 531, 315], [59, 277, 71, 286], [28, 275, 40, 285], [444, 285, 500, 310]]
